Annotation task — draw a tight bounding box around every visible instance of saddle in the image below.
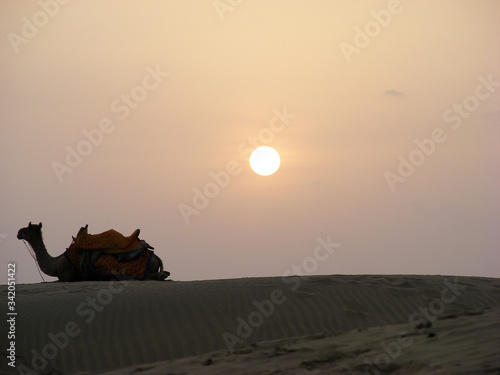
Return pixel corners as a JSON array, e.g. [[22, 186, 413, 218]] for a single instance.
[[65, 225, 155, 280]]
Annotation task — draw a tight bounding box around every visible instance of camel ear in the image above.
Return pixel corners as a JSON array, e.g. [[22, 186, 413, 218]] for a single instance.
[[39, 222, 43, 228], [29, 222, 32, 227]]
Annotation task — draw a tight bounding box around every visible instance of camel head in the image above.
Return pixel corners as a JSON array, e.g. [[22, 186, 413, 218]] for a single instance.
[[17, 222, 43, 243]]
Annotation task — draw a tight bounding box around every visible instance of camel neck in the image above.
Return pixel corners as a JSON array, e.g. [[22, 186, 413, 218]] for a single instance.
[[30, 234, 58, 277], [30, 234, 47, 254]]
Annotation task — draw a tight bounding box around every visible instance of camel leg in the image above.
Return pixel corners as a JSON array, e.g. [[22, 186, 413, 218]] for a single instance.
[[145, 271, 170, 281], [145, 254, 170, 281]]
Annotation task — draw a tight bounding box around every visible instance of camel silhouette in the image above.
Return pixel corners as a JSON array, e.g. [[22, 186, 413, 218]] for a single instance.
[[17, 222, 170, 281]]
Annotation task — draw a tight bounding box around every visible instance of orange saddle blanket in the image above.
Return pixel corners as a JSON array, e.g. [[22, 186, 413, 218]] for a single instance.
[[69, 226, 143, 254], [65, 226, 153, 280]]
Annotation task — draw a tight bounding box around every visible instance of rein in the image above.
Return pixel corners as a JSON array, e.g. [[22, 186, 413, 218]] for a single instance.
[[22, 240, 46, 282]]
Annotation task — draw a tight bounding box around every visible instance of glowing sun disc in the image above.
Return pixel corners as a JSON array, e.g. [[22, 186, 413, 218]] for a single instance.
[[249, 146, 281, 176]]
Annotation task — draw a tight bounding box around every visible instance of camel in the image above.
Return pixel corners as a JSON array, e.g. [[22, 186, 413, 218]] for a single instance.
[[17, 222, 170, 281]]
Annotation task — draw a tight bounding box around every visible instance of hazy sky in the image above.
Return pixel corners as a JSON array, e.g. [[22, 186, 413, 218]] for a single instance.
[[1, 1, 499, 284]]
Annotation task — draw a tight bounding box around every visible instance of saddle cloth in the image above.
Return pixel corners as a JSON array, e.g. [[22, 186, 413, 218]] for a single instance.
[[65, 226, 154, 280], [69, 226, 143, 254]]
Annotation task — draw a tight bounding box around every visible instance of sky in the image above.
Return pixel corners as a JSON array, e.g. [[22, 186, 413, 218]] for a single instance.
[[1, 1, 499, 284]]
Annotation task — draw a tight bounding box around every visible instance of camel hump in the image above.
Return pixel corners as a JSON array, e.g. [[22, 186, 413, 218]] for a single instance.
[[71, 227, 142, 254]]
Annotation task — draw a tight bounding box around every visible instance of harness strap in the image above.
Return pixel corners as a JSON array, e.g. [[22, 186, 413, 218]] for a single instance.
[[22, 240, 46, 282]]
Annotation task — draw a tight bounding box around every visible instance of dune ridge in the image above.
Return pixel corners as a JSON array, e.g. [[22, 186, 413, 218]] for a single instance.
[[1, 275, 499, 374]]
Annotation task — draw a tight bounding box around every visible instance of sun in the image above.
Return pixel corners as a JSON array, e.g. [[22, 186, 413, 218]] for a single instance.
[[249, 146, 281, 176]]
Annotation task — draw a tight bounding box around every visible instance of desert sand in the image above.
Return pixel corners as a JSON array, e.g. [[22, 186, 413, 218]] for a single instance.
[[1, 275, 499, 374]]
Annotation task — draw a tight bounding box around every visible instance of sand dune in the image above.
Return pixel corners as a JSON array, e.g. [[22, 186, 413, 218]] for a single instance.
[[1, 275, 500, 374], [92, 306, 500, 375]]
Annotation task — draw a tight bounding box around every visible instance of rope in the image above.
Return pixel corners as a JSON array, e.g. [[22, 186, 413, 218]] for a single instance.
[[22, 240, 46, 282]]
